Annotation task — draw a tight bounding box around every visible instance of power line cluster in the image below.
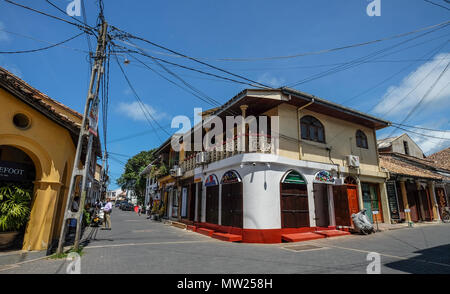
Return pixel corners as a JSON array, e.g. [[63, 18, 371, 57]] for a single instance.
[[3, 0, 450, 156]]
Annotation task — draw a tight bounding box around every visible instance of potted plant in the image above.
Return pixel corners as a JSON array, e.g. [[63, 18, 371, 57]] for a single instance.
[[0, 184, 32, 249]]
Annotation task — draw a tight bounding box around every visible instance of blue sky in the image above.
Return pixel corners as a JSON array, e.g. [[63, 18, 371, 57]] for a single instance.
[[1, 0, 449, 190]]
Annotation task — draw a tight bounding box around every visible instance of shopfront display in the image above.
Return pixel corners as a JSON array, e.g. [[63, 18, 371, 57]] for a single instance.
[[361, 183, 383, 223]]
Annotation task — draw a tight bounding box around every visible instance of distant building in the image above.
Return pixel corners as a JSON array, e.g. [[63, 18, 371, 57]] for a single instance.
[[378, 133, 425, 159], [378, 136, 449, 224]]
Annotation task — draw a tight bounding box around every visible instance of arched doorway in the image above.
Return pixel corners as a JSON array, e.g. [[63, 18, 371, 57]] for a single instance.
[[221, 170, 243, 228], [0, 145, 36, 249], [205, 174, 219, 224], [280, 170, 309, 228]]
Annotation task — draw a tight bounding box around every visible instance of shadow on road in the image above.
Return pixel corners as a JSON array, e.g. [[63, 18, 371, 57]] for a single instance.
[[385, 244, 450, 274]]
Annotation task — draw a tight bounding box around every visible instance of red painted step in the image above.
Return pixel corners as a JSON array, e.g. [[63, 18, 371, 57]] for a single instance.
[[187, 225, 197, 232], [211, 232, 243, 242], [197, 228, 215, 237], [315, 230, 351, 238], [281, 232, 325, 242], [315, 230, 350, 238]]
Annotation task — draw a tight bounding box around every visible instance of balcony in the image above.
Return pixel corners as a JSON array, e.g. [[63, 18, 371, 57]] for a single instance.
[[179, 134, 273, 172]]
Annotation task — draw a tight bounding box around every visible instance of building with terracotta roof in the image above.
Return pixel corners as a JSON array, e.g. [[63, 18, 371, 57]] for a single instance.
[[0, 66, 102, 251], [378, 144, 449, 224]]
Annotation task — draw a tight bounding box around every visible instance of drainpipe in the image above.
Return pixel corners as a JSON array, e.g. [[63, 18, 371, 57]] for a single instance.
[[297, 99, 315, 160]]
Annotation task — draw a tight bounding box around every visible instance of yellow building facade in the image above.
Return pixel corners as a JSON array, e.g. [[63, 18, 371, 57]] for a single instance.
[[0, 67, 99, 251]]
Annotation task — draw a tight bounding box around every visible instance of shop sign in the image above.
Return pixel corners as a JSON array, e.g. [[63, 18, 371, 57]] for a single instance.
[[0, 161, 34, 182], [386, 181, 400, 220], [314, 170, 335, 185], [205, 174, 219, 187], [221, 170, 242, 184]]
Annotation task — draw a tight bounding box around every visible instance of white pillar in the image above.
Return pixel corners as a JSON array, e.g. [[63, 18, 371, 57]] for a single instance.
[[307, 182, 316, 227], [327, 185, 336, 227], [218, 184, 222, 225], [201, 185, 207, 223], [194, 183, 199, 222]]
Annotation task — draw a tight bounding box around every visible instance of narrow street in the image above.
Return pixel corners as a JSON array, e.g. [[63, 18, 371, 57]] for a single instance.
[[1, 208, 450, 274]]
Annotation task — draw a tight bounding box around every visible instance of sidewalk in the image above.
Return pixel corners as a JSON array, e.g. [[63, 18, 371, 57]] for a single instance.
[[0, 226, 96, 267], [375, 221, 443, 232]]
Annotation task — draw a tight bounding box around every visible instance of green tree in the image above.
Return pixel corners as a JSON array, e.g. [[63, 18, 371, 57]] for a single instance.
[[116, 149, 155, 204]]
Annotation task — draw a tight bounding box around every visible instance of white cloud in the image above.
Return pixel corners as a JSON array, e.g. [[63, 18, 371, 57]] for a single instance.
[[373, 53, 450, 117], [0, 21, 9, 42], [257, 73, 286, 88], [117, 101, 166, 122], [408, 128, 450, 156]]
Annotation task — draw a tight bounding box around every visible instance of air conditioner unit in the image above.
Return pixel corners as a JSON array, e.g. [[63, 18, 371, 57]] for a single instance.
[[347, 155, 360, 168], [195, 152, 207, 165], [170, 166, 184, 177]]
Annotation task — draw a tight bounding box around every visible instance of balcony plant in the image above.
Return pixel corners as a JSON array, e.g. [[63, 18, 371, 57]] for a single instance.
[[0, 183, 32, 249]]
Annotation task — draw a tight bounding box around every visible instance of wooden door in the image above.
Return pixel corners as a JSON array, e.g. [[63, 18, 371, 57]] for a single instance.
[[347, 186, 360, 216], [280, 183, 309, 228], [313, 183, 329, 227], [222, 183, 243, 228], [333, 185, 351, 226], [206, 185, 219, 224], [188, 184, 196, 222], [419, 189, 433, 221], [406, 182, 419, 222]]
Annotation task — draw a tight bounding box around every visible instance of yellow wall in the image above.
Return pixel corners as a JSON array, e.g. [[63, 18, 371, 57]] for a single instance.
[[0, 88, 77, 251], [277, 103, 381, 174]]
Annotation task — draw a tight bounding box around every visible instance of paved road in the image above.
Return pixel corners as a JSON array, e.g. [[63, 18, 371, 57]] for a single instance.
[[1, 208, 450, 274]]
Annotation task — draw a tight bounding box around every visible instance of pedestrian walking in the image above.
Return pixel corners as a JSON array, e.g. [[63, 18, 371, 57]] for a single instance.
[[138, 204, 142, 216], [103, 198, 112, 230]]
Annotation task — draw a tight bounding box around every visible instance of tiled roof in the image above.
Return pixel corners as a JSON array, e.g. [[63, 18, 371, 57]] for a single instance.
[[0, 66, 82, 131], [377, 135, 400, 149], [380, 153, 448, 181], [426, 147, 450, 171]]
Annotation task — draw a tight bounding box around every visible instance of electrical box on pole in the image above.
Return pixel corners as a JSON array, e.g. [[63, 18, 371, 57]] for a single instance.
[[56, 21, 109, 254]]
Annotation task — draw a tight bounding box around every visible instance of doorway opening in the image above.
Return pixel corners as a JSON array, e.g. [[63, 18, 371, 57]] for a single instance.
[[280, 170, 309, 228], [0, 145, 36, 250]]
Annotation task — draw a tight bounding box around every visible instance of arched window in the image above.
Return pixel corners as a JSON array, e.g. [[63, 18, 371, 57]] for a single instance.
[[300, 116, 325, 143], [356, 130, 368, 149]]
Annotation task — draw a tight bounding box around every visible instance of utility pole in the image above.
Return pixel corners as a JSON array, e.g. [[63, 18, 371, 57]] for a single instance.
[[56, 20, 109, 254]]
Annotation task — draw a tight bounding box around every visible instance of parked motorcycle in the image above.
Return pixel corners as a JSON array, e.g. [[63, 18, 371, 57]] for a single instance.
[[351, 209, 376, 235], [91, 208, 104, 227]]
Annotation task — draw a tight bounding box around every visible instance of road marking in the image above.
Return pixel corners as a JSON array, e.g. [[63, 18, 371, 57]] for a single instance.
[[307, 242, 450, 268], [83, 240, 218, 250], [132, 229, 154, 233]]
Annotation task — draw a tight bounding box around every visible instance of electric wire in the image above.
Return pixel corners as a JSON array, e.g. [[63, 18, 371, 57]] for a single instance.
[[287, 23, 450, 87], [341, 39, 450, 105], [0, 32, 85, 54], [125, 20, 450, 62], [386, 60, 450, 139], [110, 26, 273, 89], [5, 0, 96, 34], [114, 53, 170, 142]]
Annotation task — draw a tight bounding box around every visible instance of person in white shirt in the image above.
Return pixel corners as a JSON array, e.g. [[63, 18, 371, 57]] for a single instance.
[[103, 198, 112, 230]]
